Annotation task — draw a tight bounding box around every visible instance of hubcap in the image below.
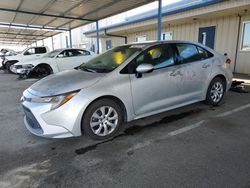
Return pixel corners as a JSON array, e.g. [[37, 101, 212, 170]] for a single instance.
[[210, 82, 224, 103], [90, 106, 118, 136]]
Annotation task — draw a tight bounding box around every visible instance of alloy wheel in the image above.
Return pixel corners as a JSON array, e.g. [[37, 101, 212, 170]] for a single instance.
[[210, 82, 224, 103], [90, 106, 118, 136]]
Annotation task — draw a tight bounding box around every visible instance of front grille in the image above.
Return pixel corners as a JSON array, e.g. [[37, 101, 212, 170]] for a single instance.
[[22, 105, 43, 134]]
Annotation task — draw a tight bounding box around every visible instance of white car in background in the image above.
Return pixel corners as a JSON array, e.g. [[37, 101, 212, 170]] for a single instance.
[[11, 48, 97, 78], [3, 46, 49, 72]]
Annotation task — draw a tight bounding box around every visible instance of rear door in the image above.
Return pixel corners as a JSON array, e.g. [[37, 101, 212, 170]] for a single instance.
[[174, 43, 213, 101]]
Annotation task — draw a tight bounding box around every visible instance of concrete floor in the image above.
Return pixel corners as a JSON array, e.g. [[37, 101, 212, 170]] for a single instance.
[[0, 71, 250, 188]]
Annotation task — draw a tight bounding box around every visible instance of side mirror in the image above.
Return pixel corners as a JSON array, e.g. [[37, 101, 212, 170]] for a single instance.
[[57, 54, 64, 58], [136, 63, 154, 74]]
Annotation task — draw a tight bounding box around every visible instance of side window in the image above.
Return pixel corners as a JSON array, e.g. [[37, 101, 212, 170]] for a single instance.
[[59, 50, 72, 57], [24, 48, 35, 55], [197, 46, 214, 60], [106, 40, 112, 50], [78, 50, 90, 56], [134, 44, 175, 70], [176, 44, 199, 63], [35, 47, 47, 54], [242, 22, 250, 51], [136, 35, 147, 42], [70, 50, 81, 57]]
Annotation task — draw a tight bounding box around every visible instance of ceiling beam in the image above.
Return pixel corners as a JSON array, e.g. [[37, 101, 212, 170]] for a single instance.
[[41, 0, 92, 29], [0, 36, 38, 41], [0, 32, 48, 38], [0, 7, 96, 22]]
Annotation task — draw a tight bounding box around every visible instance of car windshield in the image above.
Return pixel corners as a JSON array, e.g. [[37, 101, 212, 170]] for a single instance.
[[80, 45, 143, 73], [44, 49, 62, 58]]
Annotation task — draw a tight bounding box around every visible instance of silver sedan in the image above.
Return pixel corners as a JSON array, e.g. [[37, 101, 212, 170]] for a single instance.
[[21, 41, 233, 140]]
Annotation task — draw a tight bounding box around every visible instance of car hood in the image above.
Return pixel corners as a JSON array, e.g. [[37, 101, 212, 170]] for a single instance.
[[15, 57, 48, 66], [28, 70, 104, 97], [6, 54, 45, 62]]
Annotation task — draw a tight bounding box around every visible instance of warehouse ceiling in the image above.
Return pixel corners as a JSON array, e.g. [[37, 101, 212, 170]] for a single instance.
[[0, 0, 154, 45]]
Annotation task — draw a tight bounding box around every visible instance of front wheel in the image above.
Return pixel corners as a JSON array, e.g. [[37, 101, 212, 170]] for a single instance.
[[82, 99, 123, 140], [205, 77, 225, 106], [5, 61, 16, 73], [33, 65, 52, 78]]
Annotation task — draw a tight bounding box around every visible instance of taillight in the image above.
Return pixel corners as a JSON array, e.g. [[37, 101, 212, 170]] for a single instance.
[[226, 58, 231, 64]]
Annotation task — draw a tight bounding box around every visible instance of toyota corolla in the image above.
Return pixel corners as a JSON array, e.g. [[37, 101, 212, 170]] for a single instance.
[[21, 41, 233, 140]]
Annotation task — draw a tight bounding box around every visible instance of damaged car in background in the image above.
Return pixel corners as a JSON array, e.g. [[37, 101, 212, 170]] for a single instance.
[[11, 48, 96, 78], [21, 41, 233, 140], [0, 48, 18, 67], [2, 46, 49, 73]]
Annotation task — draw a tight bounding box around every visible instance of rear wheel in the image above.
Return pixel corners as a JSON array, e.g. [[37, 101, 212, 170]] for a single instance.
[[82, 99, 123, 140], [205, 77, 225, 106]]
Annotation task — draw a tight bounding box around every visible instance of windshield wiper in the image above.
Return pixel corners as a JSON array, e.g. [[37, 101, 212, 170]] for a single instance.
[[80, 67, 97, 73]]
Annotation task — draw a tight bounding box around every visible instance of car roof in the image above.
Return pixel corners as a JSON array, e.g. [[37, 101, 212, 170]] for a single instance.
[[120, 40, 214, 53]]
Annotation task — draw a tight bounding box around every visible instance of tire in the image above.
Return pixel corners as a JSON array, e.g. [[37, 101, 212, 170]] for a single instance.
[[5, 61, 16, 74], [205, 77, 226, 106], [82, 99, 123, 140], [33, 65, 52, 78]]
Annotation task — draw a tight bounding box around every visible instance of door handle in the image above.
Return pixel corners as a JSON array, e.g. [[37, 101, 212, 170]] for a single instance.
[[170, 70, 182, 77], [202, 63, 211, 69]]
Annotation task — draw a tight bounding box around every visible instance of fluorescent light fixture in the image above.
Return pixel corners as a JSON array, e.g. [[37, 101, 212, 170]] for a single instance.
[[0, 22, 68, 32]]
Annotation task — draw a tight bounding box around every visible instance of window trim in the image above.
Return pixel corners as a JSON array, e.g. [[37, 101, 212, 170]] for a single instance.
[[240, 21, 250, 52]]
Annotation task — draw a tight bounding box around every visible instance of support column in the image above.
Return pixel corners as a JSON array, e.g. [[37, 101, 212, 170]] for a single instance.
[[157, 0, 162, 41], [69, 30, 72, 48], [96, 21, 100, 54], [42, 39, 44, 46], [51, 36, 54, 50]]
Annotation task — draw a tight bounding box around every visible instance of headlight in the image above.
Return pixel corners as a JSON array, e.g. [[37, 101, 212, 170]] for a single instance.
[[22, 64, 34, 69], [31, 91, 78, 110]]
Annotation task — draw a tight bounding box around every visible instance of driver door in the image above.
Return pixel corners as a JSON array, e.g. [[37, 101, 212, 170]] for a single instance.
[[129, 44, 184, 116]]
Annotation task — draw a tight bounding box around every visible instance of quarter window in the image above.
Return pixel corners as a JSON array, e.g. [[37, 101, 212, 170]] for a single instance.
[[242, 22, 250, 51], [197, 46, 213, 60]]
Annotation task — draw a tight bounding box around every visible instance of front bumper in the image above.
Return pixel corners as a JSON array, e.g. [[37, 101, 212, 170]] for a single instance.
[[11, 65, 33, 75], [21, 89, 91, 138]]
